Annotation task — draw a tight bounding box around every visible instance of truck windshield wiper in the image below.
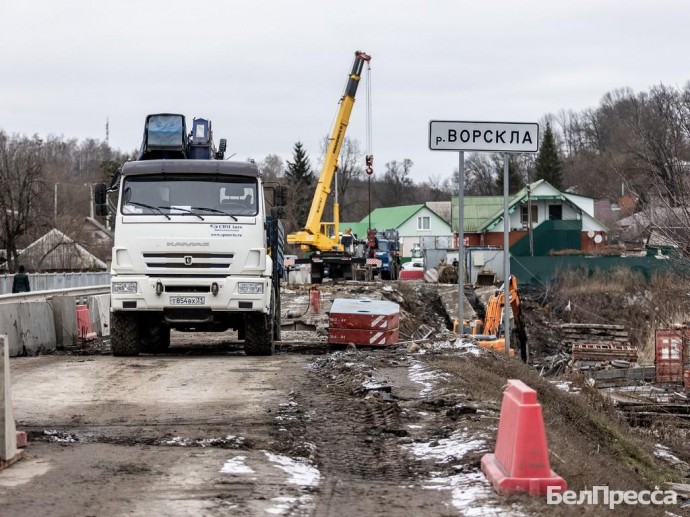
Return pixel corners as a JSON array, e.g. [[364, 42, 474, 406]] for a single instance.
[[191, 206, 237, 221], [168, 206, 204, 220], [127, 201, 171, 220]]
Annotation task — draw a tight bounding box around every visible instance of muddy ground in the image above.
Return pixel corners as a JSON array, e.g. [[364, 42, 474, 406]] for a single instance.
[[1, 280, 689, 516]]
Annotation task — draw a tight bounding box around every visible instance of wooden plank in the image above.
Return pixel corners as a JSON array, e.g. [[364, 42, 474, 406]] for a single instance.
[[560, 323, 626, 330], [591, 367, 655, 381]]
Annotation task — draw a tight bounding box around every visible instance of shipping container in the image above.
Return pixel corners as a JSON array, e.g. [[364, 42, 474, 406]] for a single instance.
[[655, 329, 684, 383]]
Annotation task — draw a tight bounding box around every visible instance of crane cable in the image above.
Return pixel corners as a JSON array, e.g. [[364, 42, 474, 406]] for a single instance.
[[365, 59, 373, 235], [365, 60, 373, 175]]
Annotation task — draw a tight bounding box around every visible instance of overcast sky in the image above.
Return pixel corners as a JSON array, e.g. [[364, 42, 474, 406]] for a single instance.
[[2, 0, 689, 183]]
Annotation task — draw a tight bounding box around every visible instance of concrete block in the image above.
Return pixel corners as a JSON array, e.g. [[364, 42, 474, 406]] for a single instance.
[[17, 302, 56, 356], [0, 335, 18, 461], [288, 267, 310, 285], [87, 294, 110, 337], [16, 431, 27, 448], [50, 295, 77, 348], [0, 303, 22, 356]]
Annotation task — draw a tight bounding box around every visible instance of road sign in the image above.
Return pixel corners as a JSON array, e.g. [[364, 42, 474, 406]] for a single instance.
[[429, 120, 539, 153]]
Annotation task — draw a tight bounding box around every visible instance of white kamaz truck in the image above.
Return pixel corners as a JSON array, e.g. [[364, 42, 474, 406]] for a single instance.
[[100, 114, 286, 356]]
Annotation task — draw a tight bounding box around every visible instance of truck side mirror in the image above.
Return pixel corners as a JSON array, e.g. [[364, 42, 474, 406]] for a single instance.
[[94, 183, 108, 216], [275, 185, 288, 207], [95, 183, 107, 204]]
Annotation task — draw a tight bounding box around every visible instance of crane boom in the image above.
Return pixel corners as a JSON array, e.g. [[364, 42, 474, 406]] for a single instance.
[[287, 51, 371, 252]]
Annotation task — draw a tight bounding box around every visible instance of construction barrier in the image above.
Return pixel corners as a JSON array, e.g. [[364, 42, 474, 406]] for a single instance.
[[76, 305, 97, 341], [481, 379, 566, 496], [328, 298, 400, 347], [0, 335, 24, 469], [309, 287, 321, 314]]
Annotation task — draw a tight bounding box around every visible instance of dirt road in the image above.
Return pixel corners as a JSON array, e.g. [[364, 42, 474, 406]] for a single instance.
[[0, 333, 507, 517], [0, 282, 685, 516]]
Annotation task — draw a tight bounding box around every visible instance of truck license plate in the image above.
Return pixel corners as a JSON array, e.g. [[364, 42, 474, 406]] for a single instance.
[[169, 296, 205, 305]]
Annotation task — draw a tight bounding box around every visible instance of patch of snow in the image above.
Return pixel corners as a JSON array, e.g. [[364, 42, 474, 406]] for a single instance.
[[163, 436, 190, 446], [654, 443, 687, 468], [220, 456, 255, 475], [43, 429, 77, 443], [425, 471, 522, 516], [362, 379, 389, 390], [408, 361, 449, 396], [404, 431, 486, 463], [163, 435, 245, 448], [551, 381, 573, 392], [429, 339, 483, 356], [264, 452, 321, 487], [265, 495, 313, 515], [197, 435, 245, 448], [403, 429, 521, 515], [407, 424, 423, 430]]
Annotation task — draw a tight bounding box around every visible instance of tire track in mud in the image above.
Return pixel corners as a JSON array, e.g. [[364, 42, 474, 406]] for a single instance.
[[270, 352, 453, 517], [275, 356, 418, 483]]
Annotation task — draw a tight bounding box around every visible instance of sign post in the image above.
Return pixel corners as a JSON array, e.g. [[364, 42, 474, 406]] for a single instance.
[[429, 120, 539, 358]]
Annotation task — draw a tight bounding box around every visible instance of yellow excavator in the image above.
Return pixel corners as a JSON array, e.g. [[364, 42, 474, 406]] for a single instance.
[[463, 275, 528, 361], [286, 51, 371, 284]]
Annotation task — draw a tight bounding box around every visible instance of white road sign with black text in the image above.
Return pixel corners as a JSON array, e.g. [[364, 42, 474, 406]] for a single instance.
[[429, 120, 539, 153]]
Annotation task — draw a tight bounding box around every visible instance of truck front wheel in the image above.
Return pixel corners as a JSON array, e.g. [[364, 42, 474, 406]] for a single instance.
[[244, 312, 274, 356], [245, 292, 275, 356], [111, 312, 141, 356], [141, 323, 171, 354]]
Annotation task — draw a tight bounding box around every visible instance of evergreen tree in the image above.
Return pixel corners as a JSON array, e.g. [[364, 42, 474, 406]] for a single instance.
[[494, 155, 525, 194], [285, 142, 315, 232], [534, 122, 563, 189]]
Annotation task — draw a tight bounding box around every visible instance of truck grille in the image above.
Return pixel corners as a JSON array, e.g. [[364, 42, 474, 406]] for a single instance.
[[143, 252, 234, 269]]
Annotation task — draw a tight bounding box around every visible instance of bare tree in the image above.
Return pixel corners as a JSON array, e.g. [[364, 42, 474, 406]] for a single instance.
[[381, 159, 414, 205], [464, 153, 498, 195], [0, 132, 47, 271], [259, 154, 284, 182]]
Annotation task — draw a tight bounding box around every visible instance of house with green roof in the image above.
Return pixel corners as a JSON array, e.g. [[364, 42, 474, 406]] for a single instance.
[[452, 180, 608, 255], [342, 203, 452, 258]]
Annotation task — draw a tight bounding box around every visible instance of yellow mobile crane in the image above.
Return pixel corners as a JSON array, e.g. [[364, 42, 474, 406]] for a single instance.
[[287, 51, 372, 283]]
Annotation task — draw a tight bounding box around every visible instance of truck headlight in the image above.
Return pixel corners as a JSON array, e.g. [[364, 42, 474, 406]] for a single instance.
[[237, 282, 263, 294], [112, 281, 137, 294]]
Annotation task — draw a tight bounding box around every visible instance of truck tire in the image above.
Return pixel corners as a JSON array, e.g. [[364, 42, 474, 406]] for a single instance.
[[111, 312, 141, 356], [141, 323, 171, 354], [245, 293, 275, 356], [311, 263, 324, 284]]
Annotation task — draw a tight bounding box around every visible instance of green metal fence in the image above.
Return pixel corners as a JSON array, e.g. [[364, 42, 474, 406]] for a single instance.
[[510, 255, 675, 286]]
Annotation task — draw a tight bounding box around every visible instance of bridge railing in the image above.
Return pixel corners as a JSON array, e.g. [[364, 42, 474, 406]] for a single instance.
[[0, 272, 111, 295]]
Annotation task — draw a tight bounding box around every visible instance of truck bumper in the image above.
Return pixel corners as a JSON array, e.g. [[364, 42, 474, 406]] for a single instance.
[[111, 275, 272, 314]]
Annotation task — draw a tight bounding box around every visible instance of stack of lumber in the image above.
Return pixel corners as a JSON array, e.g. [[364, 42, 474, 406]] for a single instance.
[[560, 323, 630, 351]]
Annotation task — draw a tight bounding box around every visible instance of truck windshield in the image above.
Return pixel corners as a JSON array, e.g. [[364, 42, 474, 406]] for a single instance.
[[121, 175, 258, 216]]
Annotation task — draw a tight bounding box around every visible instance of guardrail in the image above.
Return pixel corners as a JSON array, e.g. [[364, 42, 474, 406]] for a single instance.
[[0, 272, 111, 295], [0, 286, 110, 304]]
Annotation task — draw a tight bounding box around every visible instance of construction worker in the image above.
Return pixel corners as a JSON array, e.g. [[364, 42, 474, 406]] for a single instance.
[[12, 265, 30, 293]]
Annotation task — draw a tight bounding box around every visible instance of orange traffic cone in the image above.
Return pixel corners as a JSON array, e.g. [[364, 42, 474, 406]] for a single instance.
[[481, 379, 566, 496]]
